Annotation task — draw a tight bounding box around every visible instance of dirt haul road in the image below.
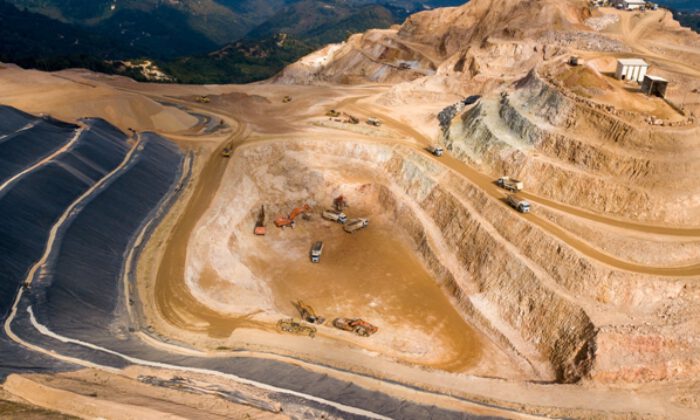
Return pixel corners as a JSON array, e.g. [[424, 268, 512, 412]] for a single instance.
[[345, 96, 700, 237], [136, 105, 499, 373], [136, 85, 700, 364]]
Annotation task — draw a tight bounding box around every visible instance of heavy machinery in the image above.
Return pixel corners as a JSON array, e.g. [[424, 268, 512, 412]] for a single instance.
[[326, 109, 341, 118], [427, 145, 444, 157], [221, 145, 232, 158], [343, 113, 360, 124], [310, 241, 324, 263], [196, 96, 210, 104], [293, 300, 325, 324], [344, 218, 368, 233], [366, 117, 382, 127], [506, 195, 531, 213], [333, 318, 378, 337], [274, 204, 311, 228], [277, 319, 316, 338], [254, 205, 266, 236], [496, 176, 523, 192], [282, 96, 292, 103], [333, 195, 348, 212], [322, 210, 347, 224]]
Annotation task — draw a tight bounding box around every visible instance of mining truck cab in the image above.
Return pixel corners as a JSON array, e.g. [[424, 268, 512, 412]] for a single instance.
[[507, 195, 531, 213], [322, 210, 347, 224], [428, 145, 444, 157]]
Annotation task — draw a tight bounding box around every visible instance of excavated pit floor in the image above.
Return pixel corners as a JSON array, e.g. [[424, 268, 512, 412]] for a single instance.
[[152, 140, 510, 375]]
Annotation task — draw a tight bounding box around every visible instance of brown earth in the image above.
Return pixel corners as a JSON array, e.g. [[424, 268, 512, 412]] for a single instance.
[[2, 0, 700, 418]]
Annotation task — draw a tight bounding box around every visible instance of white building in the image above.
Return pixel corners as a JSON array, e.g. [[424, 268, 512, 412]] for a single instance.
[[615, 58, 649, 83], [614, 0, 647, 9]]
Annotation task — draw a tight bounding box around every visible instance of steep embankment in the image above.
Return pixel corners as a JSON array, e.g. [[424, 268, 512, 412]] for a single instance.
[[275, 0, 591, 85], [175, 139, 697, 384], [444, 68, 700, 225]]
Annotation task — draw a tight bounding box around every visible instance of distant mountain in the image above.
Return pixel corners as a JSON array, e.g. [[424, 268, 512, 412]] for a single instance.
[[655, 1, 700, 33], [0, 0, 468, 83], [4, 0, 274, 55], [162, 1, 421, 83], [656, 0, 699, 12]]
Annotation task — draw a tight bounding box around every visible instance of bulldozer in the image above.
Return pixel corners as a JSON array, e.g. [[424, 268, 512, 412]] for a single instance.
[[254, 205, 266, 236], [293, 300, 325, 324], [332, 318, 378, 337], [326, 109, 341, 118], [196, 95, 210, 104], [277, 318, 316, 338], [274, 204, 311, 228], [282, 96, 292, 103]]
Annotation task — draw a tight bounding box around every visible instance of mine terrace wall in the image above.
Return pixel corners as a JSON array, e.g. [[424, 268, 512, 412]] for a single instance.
[[443, 69, 700, 225], [246, 138, 700, 384], [240, 139, 598, 383]]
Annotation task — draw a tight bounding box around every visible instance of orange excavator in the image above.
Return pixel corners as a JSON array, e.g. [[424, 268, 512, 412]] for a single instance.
[[274, 204, 311, 228], [254, 205, 266, 236], [332, 318, 378, 337]]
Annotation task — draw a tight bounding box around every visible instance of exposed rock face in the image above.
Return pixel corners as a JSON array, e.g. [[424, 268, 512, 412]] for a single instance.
[[275, 0, 592, 85], [444, 69, 700, 225], [222, 138, 700, 385]]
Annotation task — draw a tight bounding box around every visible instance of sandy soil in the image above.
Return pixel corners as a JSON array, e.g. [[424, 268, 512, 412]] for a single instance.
[[2, 0, 700, 418]]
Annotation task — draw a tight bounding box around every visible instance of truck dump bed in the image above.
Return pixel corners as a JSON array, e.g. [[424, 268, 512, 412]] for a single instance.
[[344, 218, 368, 233], [310, 241, 324, 263], [497, 176, 523, 192]]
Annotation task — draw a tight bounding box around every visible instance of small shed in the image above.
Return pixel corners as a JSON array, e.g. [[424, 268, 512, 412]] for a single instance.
[[641, 75, 668, 98], [615, 58, 649, 83]]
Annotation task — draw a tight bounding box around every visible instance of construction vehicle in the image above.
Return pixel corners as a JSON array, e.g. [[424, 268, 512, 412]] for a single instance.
[[427, 145, 444, 157], [506, 195, 531, 213], [277, 319, 316, 338], [254, 205, 266, 236], [326, 109, 341, 117], [293, 300, 325, 324], [322, 210, 347, 224], [282, 96, 292, 103], [343, 113, 360, 124], [333, 195, 348, 212], [196, 96, 210, 104], [496, 176, 524, 192], [344, 218, 368, 233], [310, 241, 324, 263], [366, 117, 382, 127], [274, 204, 311, 228], [333, 318, 378, 337], [221, 144, 233, 158]]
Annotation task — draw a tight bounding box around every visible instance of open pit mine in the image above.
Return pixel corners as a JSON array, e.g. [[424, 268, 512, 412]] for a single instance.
[[1, 0, 700, 418]]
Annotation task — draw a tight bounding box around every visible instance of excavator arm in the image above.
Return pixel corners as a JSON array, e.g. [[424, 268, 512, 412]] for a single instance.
[[289, 204, 311, 221]]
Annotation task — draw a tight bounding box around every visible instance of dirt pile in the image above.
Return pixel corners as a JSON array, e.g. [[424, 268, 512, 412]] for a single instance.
[[275, 0, 592, 86], [443, 68, 700, 225]]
